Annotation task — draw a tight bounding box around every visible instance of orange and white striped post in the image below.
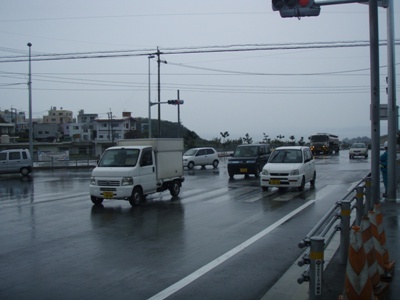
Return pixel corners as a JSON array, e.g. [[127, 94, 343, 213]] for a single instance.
[[339, 226, 376, 300]]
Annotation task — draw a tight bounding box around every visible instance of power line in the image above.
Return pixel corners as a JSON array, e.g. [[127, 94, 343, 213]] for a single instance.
[[1, 40, 399, 63]]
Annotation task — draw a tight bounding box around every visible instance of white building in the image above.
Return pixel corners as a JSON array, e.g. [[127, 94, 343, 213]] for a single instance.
[[96, 112, 136, 142]]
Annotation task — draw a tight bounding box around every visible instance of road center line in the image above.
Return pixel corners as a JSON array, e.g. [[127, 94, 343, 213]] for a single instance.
[[148, 199, 316, 300]]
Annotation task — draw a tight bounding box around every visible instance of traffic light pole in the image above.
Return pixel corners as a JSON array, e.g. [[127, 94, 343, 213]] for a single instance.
[[386, 0, 397, 201], [368, 0, 381, 203]]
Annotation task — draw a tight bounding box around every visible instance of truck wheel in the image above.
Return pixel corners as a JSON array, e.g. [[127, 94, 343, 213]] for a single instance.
[[262, 186, 269, 191], [169, 180, 180, 197], [188, 161, 195, 170], [229, 173, 234, 179], [129, 187, 143, 206], [91, 196, 104, 205], [212, 160, 219, 168], [298, 177, 305, 191], [20, 167, 30, 176]]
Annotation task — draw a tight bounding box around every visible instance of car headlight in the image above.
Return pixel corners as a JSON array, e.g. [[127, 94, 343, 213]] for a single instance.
[[90, 177, 97, 185], [290, 169, 300, 176], [261, 169, 269, 175], [121, 177, 134, 186]]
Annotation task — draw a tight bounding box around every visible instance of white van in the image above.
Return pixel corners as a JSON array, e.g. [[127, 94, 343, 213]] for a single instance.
[[0, 149, 33, 176]]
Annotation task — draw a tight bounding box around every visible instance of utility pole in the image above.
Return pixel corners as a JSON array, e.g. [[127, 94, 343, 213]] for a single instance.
[[27, 43, 33, 160], [157, 48, 161, 138], [369, 0, 381, 203], [107, 109, 113, 143], [156, 47, 167, 138], [177, 90, 181, 138], [386, 0, 397, 200]]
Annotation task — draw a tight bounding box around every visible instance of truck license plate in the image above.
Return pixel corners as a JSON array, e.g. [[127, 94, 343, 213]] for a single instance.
[[240, 168, 248, 173], [103, 191, 114, 199], [270, 179, 280, 185]]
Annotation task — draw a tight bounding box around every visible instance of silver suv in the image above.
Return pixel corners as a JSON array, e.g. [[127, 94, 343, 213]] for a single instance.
[[183, 147, 219, 169]]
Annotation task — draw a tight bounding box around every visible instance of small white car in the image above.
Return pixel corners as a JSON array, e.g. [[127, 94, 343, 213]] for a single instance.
[[349, 143, 368, 159], [260, 146, 316, 191], [183, 147, 219, 169]]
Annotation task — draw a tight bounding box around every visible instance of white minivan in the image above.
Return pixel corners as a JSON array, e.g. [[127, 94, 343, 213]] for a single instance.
[[0, 149, 33, 176]]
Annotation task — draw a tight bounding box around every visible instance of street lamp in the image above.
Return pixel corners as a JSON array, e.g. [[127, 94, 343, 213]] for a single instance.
[[27, 42, 33, 159], [148, 55, 155, 138]]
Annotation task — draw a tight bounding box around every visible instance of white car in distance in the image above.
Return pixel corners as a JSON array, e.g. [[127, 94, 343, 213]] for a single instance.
[[349, 143, 368, 159], [183, 147, 219, 169], [260, 146, 316, 191]]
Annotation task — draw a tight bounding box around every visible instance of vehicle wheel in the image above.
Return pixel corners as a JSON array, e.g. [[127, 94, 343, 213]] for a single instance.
[[169, 180, 180, 197], [262, 186, 269, 191], [310, 171, 316, 186], [229, 173, 234, 179], [298, 177, 305, 191], [188, 161, 195, 170], [91, 196, 104, 205], [20, 167, 30, 176], [212, 160, 219, 168], [129, 187, 143, 206]]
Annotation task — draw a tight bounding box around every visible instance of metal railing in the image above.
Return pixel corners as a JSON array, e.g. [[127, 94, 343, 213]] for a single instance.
[[34, 158, 97, 169], [296, 172, 371, 300]]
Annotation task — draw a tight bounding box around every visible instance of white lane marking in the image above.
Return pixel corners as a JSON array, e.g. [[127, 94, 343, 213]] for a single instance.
[[147, 200, 316, 300]]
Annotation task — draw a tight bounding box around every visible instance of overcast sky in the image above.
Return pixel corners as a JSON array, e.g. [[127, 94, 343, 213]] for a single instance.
[[1, 1, 399, 143]]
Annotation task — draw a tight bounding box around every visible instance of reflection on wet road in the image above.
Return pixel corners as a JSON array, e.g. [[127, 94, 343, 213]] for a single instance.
[[0, 151, 371, 300]]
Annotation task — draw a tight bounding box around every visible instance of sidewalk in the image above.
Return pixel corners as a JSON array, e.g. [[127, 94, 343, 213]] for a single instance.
[[262, 196, 400, 300]]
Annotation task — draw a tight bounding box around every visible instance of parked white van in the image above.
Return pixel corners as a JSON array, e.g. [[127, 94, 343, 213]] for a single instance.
[[0, 149, 33, 176]]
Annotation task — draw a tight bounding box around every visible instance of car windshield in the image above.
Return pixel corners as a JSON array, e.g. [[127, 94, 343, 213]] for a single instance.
[[269, 149, 303, 163], [184, 149, 198, 156], [233, 146, 258, 157], [98, 149, 139, 167], [351, 143, 366, 148]]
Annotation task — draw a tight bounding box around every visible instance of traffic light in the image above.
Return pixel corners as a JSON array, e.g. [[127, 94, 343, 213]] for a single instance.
[[167, 100, 184, 105], [272, 0, 320, 18]]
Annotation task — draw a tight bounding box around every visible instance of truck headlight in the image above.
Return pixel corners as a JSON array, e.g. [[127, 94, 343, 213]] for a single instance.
[[90, 177, 97, 185], [290, 169, 300, 176], [121, 177, 134, 186]]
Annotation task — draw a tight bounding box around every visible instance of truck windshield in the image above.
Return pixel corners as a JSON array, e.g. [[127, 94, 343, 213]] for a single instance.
[[98, 149, 140, 167], [310, 136, 328, 142]]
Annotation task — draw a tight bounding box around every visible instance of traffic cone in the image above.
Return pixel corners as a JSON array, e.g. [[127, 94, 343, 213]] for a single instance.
[[373, 204, 395, 273], [368, 209, 392, 282], [339, 225, 377, 300], [360, 216, 388, 298]]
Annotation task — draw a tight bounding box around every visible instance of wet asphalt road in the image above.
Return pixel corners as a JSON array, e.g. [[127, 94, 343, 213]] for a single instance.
[[0, 151, 371, 300]]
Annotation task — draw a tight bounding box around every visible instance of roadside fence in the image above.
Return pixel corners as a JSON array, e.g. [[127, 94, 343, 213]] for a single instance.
[[296, 173, 396, 300], [34, 158, 97, 169]]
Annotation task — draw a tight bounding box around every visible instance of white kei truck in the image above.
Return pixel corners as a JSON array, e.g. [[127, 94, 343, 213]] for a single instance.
[[89, 138, 184, 206]]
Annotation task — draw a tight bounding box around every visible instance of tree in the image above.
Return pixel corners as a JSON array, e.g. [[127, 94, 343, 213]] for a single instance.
[[242, 133, 253, 144], [298, 137, 305, 146], [289, 135, 295, 145], [263, 133, 270, 144]]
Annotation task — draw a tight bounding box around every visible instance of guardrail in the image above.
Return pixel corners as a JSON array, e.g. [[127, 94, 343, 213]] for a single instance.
[[33, 158, 97, 169], [296, 172, 371, 300]]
